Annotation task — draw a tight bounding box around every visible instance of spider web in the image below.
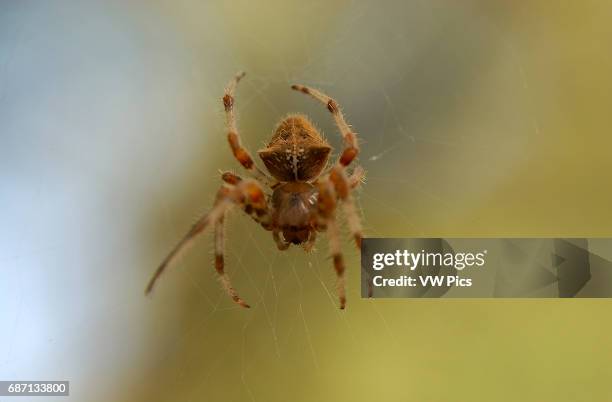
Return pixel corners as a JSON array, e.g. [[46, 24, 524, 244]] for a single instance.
[[1, 1, 598, 402]]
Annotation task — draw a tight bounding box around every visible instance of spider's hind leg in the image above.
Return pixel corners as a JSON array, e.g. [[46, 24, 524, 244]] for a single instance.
[[214, 214, 249, 307], [145, 179, 270, 309]]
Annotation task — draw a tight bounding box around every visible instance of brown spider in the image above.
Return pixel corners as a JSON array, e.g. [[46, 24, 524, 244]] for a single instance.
[[145, 72, 364, 309]]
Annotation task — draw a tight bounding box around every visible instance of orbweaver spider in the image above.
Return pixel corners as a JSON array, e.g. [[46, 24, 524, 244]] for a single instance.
[[145, 72, 365, 309]]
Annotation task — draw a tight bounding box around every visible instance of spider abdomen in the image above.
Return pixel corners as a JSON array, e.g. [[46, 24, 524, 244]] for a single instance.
[[258, 114, 331, 182]]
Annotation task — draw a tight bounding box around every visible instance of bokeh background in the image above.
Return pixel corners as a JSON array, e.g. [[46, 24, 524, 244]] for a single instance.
[[2, 1, 612, 401]]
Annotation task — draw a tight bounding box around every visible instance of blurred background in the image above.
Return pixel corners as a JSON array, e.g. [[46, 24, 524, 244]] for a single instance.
[[1, 1, 612, 401]]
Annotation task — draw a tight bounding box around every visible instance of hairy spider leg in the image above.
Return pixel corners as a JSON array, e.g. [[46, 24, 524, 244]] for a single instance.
[[145, 179, 269, 308], [224, 72, 276, 187]]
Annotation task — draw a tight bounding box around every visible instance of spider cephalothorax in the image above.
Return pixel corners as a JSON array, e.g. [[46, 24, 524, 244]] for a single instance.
[[146, 72, 364, 309]]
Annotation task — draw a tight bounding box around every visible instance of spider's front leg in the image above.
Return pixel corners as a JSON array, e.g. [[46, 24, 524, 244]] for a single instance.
[[223, 72, 276, 187], [290, 84, 359, 168], [145, 179, 270, 308]]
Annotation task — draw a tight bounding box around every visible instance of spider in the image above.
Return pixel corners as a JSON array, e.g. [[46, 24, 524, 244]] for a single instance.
[[145, 72, 365, 309]]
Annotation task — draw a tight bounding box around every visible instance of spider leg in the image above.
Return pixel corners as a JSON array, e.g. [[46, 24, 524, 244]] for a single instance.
[[320, 166, 373, 299], [348, 166, 366, 189], [220, 170, 273, 230], [220, 170, 242, 185], [290, 84, 359, 168], [145, 179, 269, 309], [317, 180, 347, 309], [329, 166, 363, 248], [329, 166, 373, 298], [291, 83, 368, 299], [214, 214, 249, 307], [224, 72, 276, 187]]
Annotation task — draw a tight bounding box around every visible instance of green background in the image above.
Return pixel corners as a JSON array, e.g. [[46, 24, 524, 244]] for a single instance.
[[1, 1, 611, 401]]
